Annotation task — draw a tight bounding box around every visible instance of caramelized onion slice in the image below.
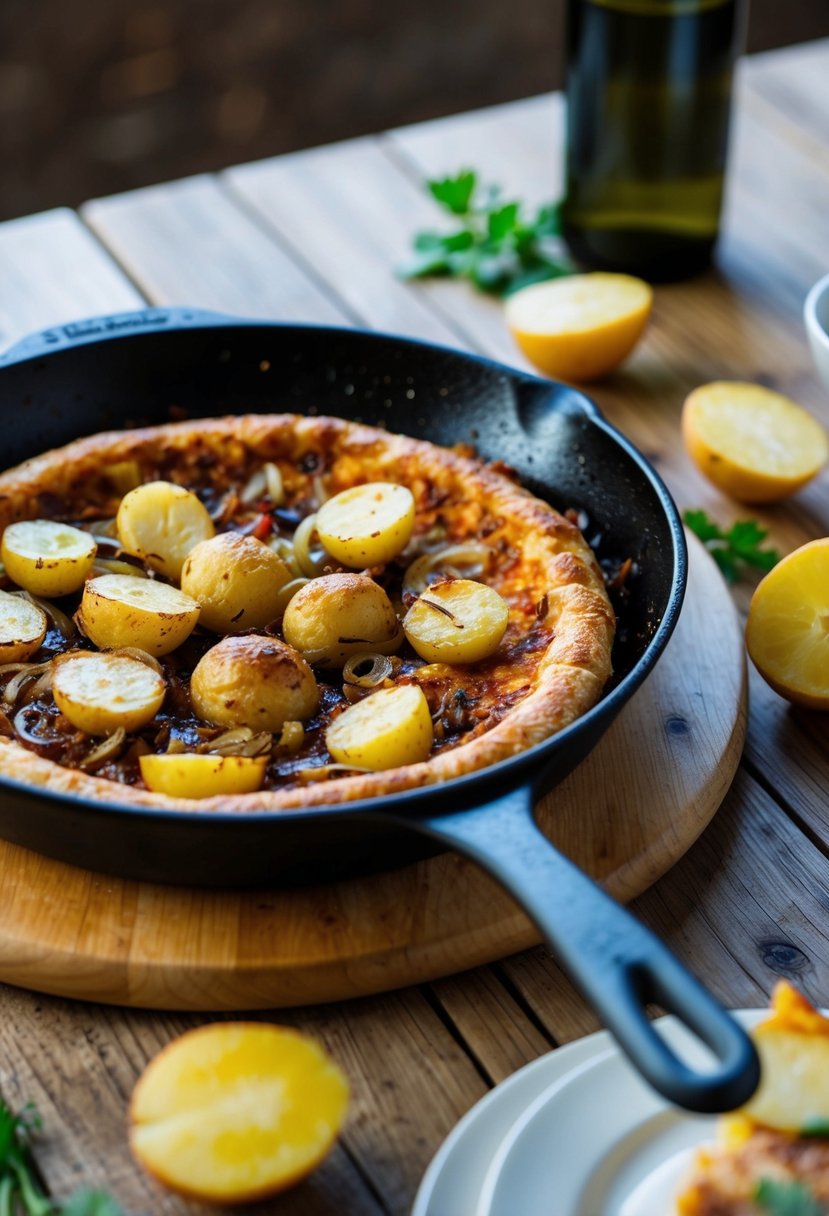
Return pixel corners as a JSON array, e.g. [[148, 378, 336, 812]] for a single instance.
[[403, 543, 493, 596], [342, 654, 394, 688]]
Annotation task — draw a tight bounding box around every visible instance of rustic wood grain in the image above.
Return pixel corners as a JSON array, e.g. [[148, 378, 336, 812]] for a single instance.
[[0, 208, 142, 353]]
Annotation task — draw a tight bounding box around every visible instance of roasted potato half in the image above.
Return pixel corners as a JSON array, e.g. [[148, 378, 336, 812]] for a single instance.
[[326, 684, 433, 770], [0, 591, 48, 663], [403, 579, 509, 665], [316, 482, 415, 567], [181, 532, 293, 634], [116, 481, 215, 580], [78, 575, 200, 656], [282, 573, 401, 667], [52, 651, 166, 735], [139, 754, 268, 799], [191, 635, 319, 732], [1, 520, 97, 597]]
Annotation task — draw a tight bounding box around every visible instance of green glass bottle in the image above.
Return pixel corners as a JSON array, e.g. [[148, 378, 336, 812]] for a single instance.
[[562, 0, 744, 281]]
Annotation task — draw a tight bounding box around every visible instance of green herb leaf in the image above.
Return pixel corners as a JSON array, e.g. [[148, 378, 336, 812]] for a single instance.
[[682, 509, 781, 584], [428, 170, 477, 216], [756, 1176, 823, 1216], [802, 1118, 829, 1138], [402, 169, 571, 295], [59, 1190, 124, 1216]]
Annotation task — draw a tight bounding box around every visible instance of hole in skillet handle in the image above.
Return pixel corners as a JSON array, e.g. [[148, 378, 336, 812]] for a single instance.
[[396, 783, 760, 1115]]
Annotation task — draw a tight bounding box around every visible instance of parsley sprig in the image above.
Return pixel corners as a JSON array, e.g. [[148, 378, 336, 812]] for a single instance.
[[400, 169, 570, 296], [756, 1177, 824, 1216], [0, 1098, 122, 1216], [683, 509, 781, 584]]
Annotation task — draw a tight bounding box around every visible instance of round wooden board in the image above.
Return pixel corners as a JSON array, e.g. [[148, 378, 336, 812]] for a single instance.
[[0, 533, 745, 1010]]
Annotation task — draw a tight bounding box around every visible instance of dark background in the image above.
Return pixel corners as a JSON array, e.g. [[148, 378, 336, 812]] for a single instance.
[[1, 0, 827, 222]]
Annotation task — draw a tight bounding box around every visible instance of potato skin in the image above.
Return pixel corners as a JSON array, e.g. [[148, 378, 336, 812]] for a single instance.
[[282, 573, 399, 667], [140, 754, 267, 799], [0, 590, 47, 663], [181, 533, 292, 634], [1, 520, 97, 597], [190, 635, 319, 731], [77, 575, 200, 657]]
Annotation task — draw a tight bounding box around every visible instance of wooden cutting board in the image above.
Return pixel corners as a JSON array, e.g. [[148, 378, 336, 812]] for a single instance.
[[0, 532, 745, 1010]]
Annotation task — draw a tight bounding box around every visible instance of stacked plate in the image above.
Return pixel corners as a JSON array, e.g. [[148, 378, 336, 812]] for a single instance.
[[413, 1011, 762, 1216]]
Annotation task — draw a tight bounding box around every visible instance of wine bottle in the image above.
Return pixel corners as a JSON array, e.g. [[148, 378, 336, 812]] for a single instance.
[[562, 0, 745, 282]]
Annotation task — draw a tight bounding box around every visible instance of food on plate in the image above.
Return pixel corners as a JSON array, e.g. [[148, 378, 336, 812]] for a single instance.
[[682, 382, 829, 504], [190, 634, 319, 731], [1, 520, 97, 597], [676, 981, 829, 1214], [316, 481, 416, 566], [129, 1022, 349, 1203], [0, 414, 615, 809], [117, 480, 215, 579], [746, 538, 829, 710], [140, 753, 268, 798], [282, 572, 401, 667], [403, 578, 509, 664], [505, 272, 652, 381], [0, 591, 47, 663], [181, 531, 293, 634], [326, 683, 433, 770], [77, 574, 201, 656], [52, 651, 166, 735]]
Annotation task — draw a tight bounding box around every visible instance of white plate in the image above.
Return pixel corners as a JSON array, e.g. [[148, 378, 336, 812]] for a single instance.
[[412, 1029, 617, 1216], [477, 1010, 764, 1216]]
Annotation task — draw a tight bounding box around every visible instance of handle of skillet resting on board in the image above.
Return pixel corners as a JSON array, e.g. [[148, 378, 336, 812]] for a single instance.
[[408, 785, 760, 1114], [0, 307, 246, 365]]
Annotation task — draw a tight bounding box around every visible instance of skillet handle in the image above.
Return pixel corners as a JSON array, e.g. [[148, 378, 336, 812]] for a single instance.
[[411, 787, 759, 1114]]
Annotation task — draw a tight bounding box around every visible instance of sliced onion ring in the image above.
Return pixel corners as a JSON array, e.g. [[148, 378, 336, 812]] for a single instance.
[[292, 514, 330, 578], [343, 653, 393, 688], [403, 543, 493, 596], [80, 728, 127, 771]]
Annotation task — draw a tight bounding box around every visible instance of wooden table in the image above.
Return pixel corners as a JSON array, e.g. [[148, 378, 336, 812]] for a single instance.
[[1, 36, 828, 1216]]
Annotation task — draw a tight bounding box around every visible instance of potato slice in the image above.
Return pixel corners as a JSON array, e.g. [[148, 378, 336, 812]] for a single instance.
[[316, 482, 415, 567], [282, 573, 401, 667], [403, 579, 509, 665], [140, 754, 267, 799], [191, 635, 319, 731], [53, 652, 166, 735], [129, 1023, 349, 1203], [326, 684, 433, 770], [181, 532, 292, 634], [117, 481, 215, 580], [78, 574, 200, 656], [1, 520, 97, 597], [742, 1026, 829, 1133], [0, 590, 47, 663]]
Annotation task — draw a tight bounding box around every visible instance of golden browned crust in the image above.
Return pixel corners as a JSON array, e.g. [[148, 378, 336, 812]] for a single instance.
[[0, 414, 615, 812]]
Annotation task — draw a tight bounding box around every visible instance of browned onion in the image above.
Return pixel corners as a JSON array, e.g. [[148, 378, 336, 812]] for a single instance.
[[343, 654, 393, 688], [80, 728, 127, 771], [277, 721, 305, 753], [2, 662, 52, 707], [403, 543, 493, 597]]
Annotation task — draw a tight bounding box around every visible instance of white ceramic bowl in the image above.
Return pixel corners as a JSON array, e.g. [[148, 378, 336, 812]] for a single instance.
[[804, 271, 829, 389]]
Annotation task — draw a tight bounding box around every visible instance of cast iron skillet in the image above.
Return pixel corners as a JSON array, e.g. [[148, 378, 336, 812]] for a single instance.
[[0, 308, 759, 1113]]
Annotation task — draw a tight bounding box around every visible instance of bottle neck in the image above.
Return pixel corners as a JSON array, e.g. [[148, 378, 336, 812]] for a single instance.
[[583, 0, 733, 13]]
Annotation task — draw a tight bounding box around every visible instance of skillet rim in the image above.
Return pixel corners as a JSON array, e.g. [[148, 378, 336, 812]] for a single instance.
[[0, 316, 688, 825]]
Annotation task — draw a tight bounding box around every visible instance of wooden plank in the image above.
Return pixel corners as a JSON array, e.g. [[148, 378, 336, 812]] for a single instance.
[[0, 209, 142, 352], [82, 176, 348, 325], [500, 769, 829, 1042]]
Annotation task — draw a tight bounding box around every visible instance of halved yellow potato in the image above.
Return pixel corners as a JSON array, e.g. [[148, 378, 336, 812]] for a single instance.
[[1, 520, 97, 597], [139, 753, 267, 799], [326, 684, 433, 770], [181, 532, 292, 634], [116, 481, 215, 580], [129, 1023, 349, 1204], [403, 579, 509, 664], [52, 651, 166, 735], [316, 482, 415, 567], [190, 635, 319, 731], [77, 575, 200, 656], [282, 573, 401, 667], [0, 590, 47, 663]]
